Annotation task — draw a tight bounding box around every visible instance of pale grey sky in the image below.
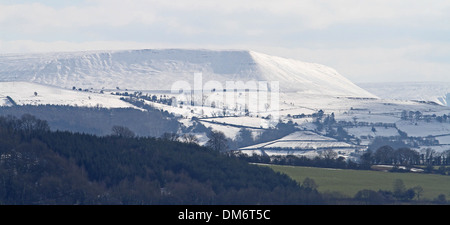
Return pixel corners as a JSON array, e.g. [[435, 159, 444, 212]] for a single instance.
[[1, 0, 449, 83]]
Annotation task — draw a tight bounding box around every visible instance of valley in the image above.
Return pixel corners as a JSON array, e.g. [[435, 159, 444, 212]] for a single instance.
[[0, 49, 449, 163]]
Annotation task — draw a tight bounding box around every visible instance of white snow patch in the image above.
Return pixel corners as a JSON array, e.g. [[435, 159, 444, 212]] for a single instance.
[[0, 82, 135, 108]]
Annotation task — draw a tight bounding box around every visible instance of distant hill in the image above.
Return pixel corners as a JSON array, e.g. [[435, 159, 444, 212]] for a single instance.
[[359, 82, 450, 106], [0, 49, 376, 98]]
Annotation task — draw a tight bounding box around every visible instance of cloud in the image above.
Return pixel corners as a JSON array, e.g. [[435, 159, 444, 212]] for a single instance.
[[137, 0, 450, 29], [0, 2, 157, 31], [0, 40, 156, 53], [2, 1, 449, 34]]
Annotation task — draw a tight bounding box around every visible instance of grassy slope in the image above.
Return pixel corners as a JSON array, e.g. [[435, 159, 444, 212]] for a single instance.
[[265, 164, 450, 200]]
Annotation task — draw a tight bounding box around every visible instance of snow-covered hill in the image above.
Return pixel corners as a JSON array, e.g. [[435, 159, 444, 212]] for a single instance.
[[358, 82, 450, 106], [0, 49, 376, 98]]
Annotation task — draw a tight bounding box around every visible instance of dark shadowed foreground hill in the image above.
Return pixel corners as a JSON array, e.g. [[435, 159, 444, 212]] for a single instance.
[[0, 115, 322, 205]]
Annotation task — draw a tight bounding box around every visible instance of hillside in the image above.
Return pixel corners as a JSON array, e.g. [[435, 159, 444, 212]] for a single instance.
[[0, 105, 182, 137], [0, 82, 134, 108], [0, 49, 376, 98]]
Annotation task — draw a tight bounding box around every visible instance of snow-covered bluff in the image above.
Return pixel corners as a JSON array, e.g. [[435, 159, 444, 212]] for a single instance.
[[0, 49, 376, 98]]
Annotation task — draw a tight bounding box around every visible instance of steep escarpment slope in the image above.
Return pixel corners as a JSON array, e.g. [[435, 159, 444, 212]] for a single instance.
[[0, 49, 376, 98]]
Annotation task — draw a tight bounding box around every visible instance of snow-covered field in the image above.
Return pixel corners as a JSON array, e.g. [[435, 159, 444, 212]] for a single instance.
[[260, 141, 354, 149], [239, 131, 363, 159], [435, 135, 450, 145], [397, 121, 450, 137], [346, 126, 399, 138], [0, 82, 135, 108]]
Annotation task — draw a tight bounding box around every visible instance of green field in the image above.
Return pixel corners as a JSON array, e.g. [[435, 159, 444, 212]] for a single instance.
[[264, 164, 450, 200]]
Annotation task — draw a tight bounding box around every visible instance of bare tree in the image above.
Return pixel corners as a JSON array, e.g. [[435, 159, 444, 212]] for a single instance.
[[206, 130, 228, 152], [421, 148, 436, 165], [413, 186, 424, 201], [395, 148, 420, 165], [375, 145, 395, 164], [320, 149, 338, 160], [19, 114, 50, 133], [111, 125, 135, 138], [181, 133, 199, 144], [236, 128, 253, 147], [161, 132, 179, 142]]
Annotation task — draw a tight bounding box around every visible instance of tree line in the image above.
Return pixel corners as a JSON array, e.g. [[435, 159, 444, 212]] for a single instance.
[[401, 110, 450, 123]]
